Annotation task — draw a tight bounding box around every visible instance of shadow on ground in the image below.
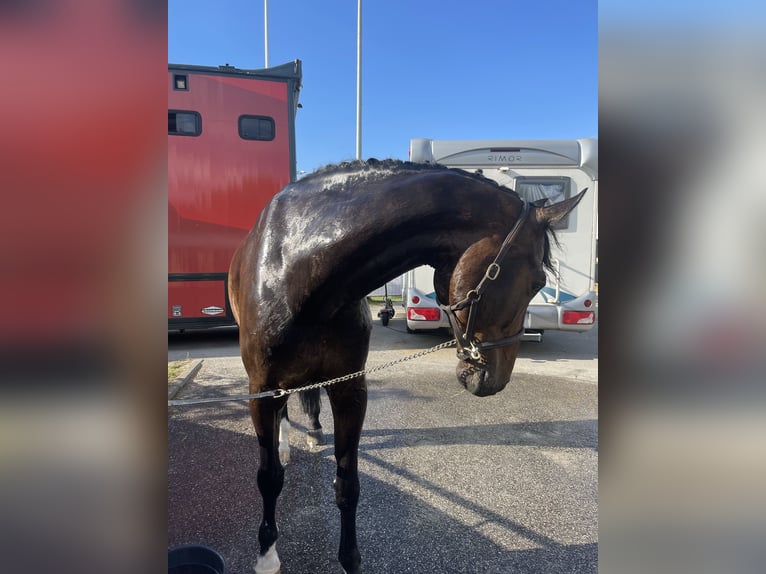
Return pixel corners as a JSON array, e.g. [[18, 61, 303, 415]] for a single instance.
[[169, 408, 596, 574]]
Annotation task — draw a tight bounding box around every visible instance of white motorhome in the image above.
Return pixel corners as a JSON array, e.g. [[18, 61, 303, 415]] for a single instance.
[[404, 138, 598, 341]]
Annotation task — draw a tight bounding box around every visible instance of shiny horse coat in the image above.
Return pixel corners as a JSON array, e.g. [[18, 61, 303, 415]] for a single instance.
[[228, 159, 584, 573]]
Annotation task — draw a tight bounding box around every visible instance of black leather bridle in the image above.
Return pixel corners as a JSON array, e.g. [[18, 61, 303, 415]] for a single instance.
[[440, 200, 531, 364]]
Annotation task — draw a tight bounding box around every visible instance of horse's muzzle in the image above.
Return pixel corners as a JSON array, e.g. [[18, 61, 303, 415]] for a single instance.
[[456, 362, 502, 397]]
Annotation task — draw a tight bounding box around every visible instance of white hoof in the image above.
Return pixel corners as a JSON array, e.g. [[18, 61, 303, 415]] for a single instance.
[[278, 418, 291, 465], [254, 544, 281, 574], [306, 429, 326, 449]]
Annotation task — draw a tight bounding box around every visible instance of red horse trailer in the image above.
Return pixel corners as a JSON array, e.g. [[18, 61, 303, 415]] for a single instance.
[[168, 61, 301, 330]]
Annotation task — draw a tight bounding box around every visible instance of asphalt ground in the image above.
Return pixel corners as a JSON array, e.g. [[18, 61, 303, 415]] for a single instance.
[[168, 311, 597, 574]]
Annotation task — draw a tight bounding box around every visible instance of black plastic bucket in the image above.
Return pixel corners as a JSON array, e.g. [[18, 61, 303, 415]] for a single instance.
[[168, 544, 225, 574]]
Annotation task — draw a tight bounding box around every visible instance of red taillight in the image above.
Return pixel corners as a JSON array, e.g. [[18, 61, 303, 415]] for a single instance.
[[562, 310, 595, 325], [407, 307, 441, 321], [411, 295, 420, 304]]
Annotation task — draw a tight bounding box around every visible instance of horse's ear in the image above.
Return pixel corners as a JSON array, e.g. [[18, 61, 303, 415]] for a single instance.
[[533, 188, 587, 226]]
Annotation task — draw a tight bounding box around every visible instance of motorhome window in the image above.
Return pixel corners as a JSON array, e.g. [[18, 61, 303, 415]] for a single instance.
[[168, 110, 201, 136], [239, 115, 275, 141], [515, 176, 572, 230]]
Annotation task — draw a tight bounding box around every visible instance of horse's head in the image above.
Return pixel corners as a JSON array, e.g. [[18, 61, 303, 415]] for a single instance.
[[444, 191, 586, 396]]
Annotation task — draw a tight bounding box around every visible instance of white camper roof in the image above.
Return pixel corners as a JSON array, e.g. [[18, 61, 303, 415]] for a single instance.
[[410, 138, 598, 180]]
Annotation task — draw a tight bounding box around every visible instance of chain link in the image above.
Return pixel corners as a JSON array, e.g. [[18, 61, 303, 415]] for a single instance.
[[169, 339, 457, 407], [277, 339, 457, 397]]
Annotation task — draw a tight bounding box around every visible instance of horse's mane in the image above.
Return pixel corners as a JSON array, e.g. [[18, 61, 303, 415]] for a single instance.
[[302, 158, 559, 273], [542, 228, 559, 274], [302, 158, 516, 193], [300, 158, 424, 181]]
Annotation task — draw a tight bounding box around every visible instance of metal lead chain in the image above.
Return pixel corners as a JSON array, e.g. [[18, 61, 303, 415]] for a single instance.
[[168, 339, 457, 407], [279, 338, 458, 396]]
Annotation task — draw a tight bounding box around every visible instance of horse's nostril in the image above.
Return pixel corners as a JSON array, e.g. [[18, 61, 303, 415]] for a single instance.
[[478, 369, 489, 386]]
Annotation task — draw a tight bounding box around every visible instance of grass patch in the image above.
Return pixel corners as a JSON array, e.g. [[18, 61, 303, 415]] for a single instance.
[[168, 360, 190, 383], [367, 295, 402, 303]]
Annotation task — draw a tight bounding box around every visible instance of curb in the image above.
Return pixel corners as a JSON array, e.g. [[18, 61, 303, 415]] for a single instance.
[[168, 359, 204, 400]]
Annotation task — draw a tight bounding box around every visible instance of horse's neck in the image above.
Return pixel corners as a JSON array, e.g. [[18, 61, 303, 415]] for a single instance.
[[287, 177, 520, 317]]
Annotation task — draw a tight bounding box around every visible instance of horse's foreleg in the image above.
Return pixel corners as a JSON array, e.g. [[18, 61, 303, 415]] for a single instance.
[[250, 396, 288, 574], [327, 379, 368, 574], [299, 387, 325, 447]]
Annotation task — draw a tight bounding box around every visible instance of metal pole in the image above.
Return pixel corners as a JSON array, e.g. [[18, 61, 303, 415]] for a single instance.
[[264, 0, 269, 67], [355, 0, 362, 159]]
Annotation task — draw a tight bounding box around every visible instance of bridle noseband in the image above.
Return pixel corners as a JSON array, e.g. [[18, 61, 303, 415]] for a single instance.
[[440, 200, 531, 364]]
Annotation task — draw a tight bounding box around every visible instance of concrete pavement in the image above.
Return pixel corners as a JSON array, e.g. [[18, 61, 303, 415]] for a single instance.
[[168, 314, 597, 573]]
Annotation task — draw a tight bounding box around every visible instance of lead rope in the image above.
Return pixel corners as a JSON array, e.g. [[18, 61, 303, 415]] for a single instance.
[[168, 339, 457, 407]]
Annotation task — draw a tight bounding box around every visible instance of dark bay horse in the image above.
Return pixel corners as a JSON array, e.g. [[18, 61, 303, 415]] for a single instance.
[[228, 159, 584, 574]]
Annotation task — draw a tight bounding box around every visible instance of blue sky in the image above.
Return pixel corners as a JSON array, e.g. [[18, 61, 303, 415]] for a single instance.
[[169, 0, 597, 174]]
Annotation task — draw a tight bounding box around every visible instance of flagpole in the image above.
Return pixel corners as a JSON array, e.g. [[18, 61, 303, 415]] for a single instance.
[[264, 0, 270, 67], [355, 0, 362, 159]]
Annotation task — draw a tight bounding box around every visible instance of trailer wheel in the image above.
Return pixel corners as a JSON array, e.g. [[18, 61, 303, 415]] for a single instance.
[[380, 314, 390, 327]]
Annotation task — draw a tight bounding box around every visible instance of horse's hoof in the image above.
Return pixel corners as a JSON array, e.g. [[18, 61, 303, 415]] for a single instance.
[[254, 545, 281, 574], [306, 429, 326, 448]]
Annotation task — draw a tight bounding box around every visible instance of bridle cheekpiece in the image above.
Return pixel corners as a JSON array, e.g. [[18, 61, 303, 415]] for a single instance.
[[440, 200, 531, 364]]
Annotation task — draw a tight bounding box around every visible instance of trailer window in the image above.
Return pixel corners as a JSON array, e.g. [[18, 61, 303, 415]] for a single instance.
[[173, 74, 188, 90], [239, 115, 275, 141], [168, 110, 201, 136], [515, 176, 572, 230]]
